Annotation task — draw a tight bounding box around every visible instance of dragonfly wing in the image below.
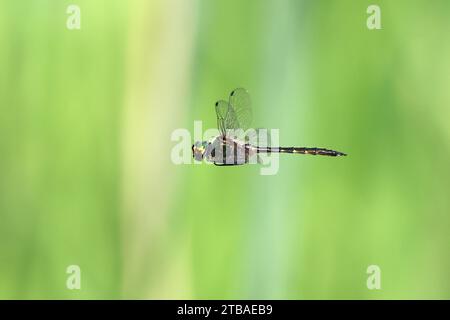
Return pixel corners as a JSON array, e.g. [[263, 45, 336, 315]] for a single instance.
[[226, 88, 252, 132], [215, 100, 229, 137]]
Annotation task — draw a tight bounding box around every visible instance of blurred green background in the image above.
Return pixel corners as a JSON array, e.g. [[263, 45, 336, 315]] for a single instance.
[[0, 0, 449, 299]]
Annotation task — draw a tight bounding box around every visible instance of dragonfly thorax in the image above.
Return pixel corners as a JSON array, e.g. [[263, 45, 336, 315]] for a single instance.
[[193, 136, 254, 165]]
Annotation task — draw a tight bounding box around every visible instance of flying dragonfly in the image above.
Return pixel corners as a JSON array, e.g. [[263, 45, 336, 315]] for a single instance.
[[192, 88, 346, 166]]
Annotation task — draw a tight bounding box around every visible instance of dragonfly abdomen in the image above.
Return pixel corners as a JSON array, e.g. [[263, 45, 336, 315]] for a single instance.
[[256, 146, 346, 157]]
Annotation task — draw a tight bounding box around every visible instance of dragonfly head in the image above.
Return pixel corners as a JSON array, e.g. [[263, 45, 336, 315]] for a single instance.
[[192, 141, 208, 161]]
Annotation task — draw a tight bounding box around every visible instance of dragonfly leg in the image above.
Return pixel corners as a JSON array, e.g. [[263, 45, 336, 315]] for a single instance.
[[214, 162, 245, 166]]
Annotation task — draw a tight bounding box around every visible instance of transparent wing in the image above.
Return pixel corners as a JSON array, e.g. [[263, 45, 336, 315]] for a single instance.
[[226, 88, 252, 131], [215, 100, 229, 137]]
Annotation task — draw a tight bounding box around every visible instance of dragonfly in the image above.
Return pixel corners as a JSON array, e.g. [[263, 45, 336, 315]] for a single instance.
[[192, 88, 346, 166]]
